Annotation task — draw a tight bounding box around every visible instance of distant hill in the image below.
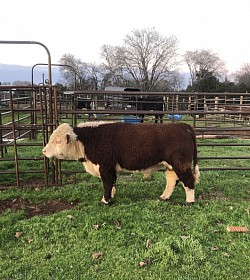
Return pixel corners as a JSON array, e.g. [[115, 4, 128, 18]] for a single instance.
[[0, 63, 190, 89], [0, 63, 63, 85]]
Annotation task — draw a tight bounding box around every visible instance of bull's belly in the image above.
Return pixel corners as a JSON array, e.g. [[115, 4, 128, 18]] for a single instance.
[[83, 160, 172, 178], [116, 161, 172, 178]]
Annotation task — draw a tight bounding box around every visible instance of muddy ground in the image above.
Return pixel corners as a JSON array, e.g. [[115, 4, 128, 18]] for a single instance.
[[0, 198, 80, 218]]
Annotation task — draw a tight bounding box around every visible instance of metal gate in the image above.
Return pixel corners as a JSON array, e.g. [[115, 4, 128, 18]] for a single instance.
[[0, 85, 61, 188]]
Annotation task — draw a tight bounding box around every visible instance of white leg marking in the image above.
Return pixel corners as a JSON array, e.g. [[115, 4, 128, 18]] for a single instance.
[[194, 165, 200, 184], [111, 186, 116, 198], [160, 170, 179, 200], [101, 196, 109, 205], [184, 187, 195, 203]]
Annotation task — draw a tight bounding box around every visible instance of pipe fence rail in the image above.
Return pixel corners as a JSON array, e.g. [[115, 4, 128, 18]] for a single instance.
[[1, 86, 250, 188]]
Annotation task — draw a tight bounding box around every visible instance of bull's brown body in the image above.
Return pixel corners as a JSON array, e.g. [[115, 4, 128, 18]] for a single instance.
[[42, 122, 200, 204]]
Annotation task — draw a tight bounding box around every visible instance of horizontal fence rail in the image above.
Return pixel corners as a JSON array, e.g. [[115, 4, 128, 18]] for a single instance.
[[1, 86, 250, 188]]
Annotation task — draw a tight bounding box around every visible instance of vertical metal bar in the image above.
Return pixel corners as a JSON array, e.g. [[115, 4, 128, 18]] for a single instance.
[[48, 85, 56, 184], [0, 91, 3, 157], [171, 93, 175, 123], [9, 88, 20, 187], [53, 86, 62, 186], [53, 87, 59, 127], [39, 87, 49, 186], [73, 91, 77, 126], [30, 86, 36, 140], [204, 94, 207, 127], [193, 94, 197, 128]]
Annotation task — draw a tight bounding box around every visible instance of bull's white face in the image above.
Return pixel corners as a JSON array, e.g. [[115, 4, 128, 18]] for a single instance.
[[42, 123, 80, 160]]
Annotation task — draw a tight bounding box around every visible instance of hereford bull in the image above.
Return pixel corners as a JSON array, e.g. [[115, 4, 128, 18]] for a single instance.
[[42, 122, 200, 205]]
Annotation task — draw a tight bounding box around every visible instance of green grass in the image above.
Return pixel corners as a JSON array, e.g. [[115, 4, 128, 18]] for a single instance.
[[198, 138, 250, 169], [0, 170, 249, 280]]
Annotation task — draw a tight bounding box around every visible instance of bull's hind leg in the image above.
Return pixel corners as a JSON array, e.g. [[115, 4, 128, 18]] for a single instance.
[[111, 173, 117, 198], [159, 170, 179, 201], [111, 186, 116, 198]]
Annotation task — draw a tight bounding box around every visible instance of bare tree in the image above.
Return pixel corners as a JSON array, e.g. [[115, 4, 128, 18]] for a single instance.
[[59, 54, 103, 90], [84, 63, 103, 90], [101, 28, 179, 91], [234, 63, 250, 90], [100, 45, 134, 88], [59, 54, 88, 90], [184, 49, 226, 87]]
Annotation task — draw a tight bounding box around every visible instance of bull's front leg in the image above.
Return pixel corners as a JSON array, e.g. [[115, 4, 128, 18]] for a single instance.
[[101, 186, 113, 205], [160, 170, 179, 201], [183, 186, 195, 204], [181, 168, 196, 204], [100, 167, 117, 205]]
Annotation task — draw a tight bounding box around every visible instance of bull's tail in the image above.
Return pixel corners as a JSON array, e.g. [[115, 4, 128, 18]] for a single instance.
[[184, 123, 200, 184], [192, 129, 200, 184], [194, 163, 200, 185]]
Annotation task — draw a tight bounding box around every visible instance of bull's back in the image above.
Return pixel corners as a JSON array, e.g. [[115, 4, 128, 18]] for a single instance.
[[115, 122, 193, 145]]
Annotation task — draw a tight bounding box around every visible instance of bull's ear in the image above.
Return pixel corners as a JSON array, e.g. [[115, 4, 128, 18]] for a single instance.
[[66, 134, 71, 144]]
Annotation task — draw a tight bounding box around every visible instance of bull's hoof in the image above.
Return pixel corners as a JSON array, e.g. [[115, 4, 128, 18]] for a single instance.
[[159, 197, 169, 202], [182, 201, 195, 206], [101, 197, 111, 205]]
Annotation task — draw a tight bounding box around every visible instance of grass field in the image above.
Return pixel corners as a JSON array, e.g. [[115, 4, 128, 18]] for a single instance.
[[0, 167, 249, 279]]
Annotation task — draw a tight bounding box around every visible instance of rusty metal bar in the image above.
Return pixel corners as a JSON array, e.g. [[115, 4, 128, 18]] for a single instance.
[[9, 88, 20, 187], [39, 86, 49, 186], [200, 167, 250, 171], [0, 93, 3, 157], [53, 86, 61, 186], [199, 156, 250, 160]]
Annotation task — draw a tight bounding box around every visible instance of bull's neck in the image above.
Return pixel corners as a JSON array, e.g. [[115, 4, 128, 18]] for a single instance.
[[75, 140, 86, 162]]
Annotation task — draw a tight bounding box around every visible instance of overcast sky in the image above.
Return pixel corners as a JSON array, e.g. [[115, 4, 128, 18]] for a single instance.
[[1, 0, 250, 74]]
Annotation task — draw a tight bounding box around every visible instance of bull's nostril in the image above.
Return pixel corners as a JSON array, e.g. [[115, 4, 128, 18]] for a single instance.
[[42, 149, 46, 154]]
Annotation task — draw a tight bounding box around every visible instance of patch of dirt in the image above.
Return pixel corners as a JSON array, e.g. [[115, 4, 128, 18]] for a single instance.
[[0, 198, 80, 218], [198, 192, 228, 200]]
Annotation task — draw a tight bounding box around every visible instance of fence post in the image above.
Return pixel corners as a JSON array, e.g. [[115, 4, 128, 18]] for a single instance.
[[239, 95, 243, 120]]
